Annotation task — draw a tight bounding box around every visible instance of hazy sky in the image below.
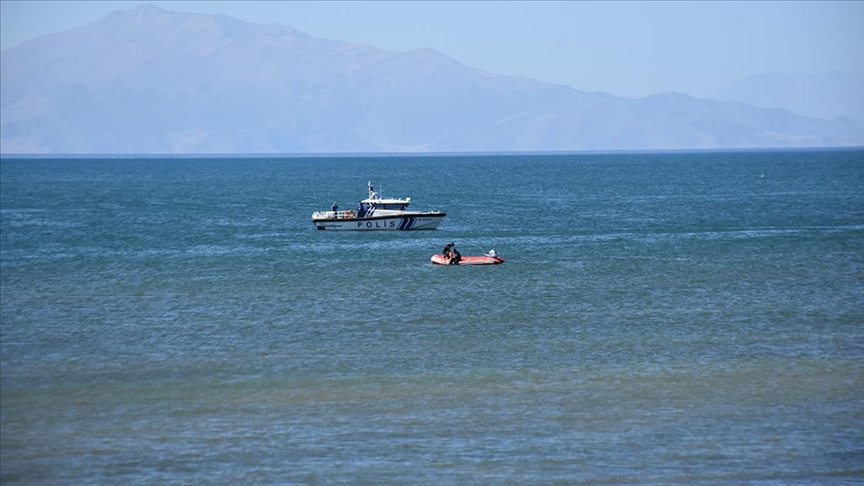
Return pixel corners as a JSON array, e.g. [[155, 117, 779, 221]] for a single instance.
[[1, 1, 862, 98]]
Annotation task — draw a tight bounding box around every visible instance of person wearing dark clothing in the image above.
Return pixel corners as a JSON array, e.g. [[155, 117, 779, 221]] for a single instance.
[[442, 242, 454, 257], [448, 247, 461, 265], [331, 201, 339, 216]]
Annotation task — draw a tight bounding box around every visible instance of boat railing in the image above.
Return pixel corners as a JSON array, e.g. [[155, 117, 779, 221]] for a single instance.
[[313, 210, 357, 220]]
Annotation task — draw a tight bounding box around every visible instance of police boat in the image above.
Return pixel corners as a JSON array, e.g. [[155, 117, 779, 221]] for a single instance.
[[312, 182, 446, 231]]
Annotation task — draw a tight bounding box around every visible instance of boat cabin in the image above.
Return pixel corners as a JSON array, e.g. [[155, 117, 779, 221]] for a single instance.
[[358, 194, 411, 217]]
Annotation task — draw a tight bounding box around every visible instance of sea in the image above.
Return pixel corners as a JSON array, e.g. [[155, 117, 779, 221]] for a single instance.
[[1, 149, 862, 484]]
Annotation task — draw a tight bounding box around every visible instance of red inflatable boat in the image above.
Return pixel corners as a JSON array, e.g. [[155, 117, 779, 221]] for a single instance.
[[430, 253, 505, 265]]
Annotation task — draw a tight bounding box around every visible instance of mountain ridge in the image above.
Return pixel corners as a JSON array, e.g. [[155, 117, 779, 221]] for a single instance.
[[713, 71, 864, 125], [1, 4, 861, 154]]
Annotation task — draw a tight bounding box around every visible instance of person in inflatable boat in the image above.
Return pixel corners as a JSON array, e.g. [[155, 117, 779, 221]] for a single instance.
[[448, 247, 461, 265]]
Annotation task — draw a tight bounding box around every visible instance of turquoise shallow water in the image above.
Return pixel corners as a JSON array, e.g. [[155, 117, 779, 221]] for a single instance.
[[2, 150, 863, 484]]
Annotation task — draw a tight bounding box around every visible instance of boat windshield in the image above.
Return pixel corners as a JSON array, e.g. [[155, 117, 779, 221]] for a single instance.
[[375, 203, 408, 211], [371, 202, 409, 210]]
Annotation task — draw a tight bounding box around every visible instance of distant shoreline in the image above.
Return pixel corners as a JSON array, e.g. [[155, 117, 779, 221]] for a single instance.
[[2, 146, 863, 160]]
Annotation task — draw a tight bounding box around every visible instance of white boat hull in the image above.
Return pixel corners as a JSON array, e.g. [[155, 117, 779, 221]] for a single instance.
[[313, 213, 445, 230]]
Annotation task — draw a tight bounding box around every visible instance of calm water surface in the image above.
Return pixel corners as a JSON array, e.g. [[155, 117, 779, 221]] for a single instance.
[[2, 150, 863, 484]]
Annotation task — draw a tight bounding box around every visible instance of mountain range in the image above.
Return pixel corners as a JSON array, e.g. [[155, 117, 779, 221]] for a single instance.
[[713, 72, 864, 126], [1, 4, 862, 154]]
